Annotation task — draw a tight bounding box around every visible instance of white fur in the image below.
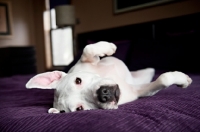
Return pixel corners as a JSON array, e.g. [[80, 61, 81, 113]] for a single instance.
[[26, 41, 192, 113]]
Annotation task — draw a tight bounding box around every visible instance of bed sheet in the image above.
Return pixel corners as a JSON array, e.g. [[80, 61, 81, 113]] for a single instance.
[[0, 71, 200, 132]]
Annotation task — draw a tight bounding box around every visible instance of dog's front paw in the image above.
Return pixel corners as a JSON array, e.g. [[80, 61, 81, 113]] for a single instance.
[[85, 41, 117, 57], [175, 72, 192, 88], [158, 71, 192, 88], [100, 42, 117, 56], [48, 108, 60, 114]]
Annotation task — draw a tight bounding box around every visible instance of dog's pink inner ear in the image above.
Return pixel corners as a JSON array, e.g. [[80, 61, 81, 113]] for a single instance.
[[26, 71, 67, 89], [33, 71, 62, 85]]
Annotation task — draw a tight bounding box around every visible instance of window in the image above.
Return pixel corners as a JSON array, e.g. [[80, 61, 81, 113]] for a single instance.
[[50, 8, 74, 66], [51, 27, 74, 66], [43, 0, 74, 70]]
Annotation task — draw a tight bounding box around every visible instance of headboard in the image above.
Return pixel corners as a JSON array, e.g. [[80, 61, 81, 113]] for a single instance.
[[0, 46, 37, 77], [76, 13, 200, 73]]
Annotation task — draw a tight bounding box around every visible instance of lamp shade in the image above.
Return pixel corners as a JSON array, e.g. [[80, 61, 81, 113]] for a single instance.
[[55, 5, 75, 27]]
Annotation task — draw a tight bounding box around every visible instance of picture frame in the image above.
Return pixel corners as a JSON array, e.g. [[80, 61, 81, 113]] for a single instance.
[[113, 0, 176, 14], [0, 1, 13, 39]]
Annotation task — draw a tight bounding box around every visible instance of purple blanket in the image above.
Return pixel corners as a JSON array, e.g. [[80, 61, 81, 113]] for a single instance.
[[1, 71, 200, 132]]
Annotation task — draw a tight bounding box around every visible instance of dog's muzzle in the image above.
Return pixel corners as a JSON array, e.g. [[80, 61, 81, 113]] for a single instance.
[[96, 85, 120, 103]]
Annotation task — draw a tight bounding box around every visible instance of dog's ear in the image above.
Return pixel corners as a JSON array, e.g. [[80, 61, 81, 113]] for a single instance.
[[26, 71, 67, 89]]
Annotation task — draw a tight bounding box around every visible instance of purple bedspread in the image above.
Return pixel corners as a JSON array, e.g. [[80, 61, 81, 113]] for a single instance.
[[0, 71, 200, 132]]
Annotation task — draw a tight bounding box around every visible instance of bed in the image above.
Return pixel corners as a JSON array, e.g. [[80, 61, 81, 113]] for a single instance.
[[1, 13, 200, 132], [1, 71, 200, 132]]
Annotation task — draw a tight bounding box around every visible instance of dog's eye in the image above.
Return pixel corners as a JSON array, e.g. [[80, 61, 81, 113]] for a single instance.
[[76, 106, 83, 111], [75, 77, 82, 85]]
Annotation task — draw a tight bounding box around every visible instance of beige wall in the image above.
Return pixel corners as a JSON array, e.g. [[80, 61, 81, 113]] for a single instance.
[[0, 0, 46, 73], [0, 0, 35, 47], [72, 0, 200, 35]]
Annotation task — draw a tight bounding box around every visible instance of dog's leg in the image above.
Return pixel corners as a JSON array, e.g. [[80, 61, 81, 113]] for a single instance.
[[130, 68, 155, 85], [80, 41, 116, 65], [135, 71, 192, 97]]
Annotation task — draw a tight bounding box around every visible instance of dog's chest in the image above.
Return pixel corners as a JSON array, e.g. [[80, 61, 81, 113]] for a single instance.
[[71, 62, 116, 77], [69, 57, 129, 84]]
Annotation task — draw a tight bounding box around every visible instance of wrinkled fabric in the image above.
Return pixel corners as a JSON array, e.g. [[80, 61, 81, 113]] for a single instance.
[[0, 72, 200, 132]]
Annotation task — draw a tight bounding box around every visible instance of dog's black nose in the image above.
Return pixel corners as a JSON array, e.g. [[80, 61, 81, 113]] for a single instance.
[[96, 85, 120, 103], [97, 87, 111, 103]]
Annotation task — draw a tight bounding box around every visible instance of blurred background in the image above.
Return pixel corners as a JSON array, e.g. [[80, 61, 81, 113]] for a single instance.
[[0, 0, 200, 77]]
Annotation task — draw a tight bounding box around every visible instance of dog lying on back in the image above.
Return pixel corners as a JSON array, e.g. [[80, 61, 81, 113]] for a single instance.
[[26, 41, 192, 113]]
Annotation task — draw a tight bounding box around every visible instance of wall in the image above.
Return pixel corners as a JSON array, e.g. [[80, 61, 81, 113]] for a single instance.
[[0, 0, 35, 47], [0, 0, 46, 73], [72, 0, 200, 35], [32, 0, 46, 73]]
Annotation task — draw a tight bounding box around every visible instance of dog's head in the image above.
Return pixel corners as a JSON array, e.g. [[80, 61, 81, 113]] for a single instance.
[[26, 71, 120, 113]]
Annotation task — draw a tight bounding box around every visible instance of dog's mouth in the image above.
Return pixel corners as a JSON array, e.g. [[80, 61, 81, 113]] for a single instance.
[[115, 87, 120, 103]]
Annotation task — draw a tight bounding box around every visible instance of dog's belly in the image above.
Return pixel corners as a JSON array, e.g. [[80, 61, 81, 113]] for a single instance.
[[69, 57, 134, 85]]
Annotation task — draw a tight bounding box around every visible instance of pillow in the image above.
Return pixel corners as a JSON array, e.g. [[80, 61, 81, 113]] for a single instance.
[[128, 39, 187, 71]]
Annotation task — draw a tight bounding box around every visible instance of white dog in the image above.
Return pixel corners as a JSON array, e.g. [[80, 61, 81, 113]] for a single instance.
[[26, 41, 192, 113]]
